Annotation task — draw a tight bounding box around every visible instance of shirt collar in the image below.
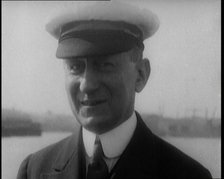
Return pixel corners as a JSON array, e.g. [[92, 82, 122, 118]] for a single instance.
[[82, 112, 137, 158]]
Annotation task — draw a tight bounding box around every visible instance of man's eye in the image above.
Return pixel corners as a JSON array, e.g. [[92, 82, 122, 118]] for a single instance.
[[68, 64, 83, 74]]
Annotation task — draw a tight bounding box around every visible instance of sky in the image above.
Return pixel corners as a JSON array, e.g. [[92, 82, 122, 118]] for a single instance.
[[2, 0, 221, 118]]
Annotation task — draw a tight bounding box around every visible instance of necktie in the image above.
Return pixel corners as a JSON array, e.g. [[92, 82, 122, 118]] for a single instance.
[[86, 136, 109, 179]]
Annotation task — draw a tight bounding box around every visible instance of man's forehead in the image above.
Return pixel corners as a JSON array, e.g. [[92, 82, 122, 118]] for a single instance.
[[63, 52, 127, 63]]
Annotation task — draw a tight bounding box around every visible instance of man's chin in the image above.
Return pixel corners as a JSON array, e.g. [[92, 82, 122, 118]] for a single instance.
[[79, 115, 113, 134], [81, 115, 105, 125]]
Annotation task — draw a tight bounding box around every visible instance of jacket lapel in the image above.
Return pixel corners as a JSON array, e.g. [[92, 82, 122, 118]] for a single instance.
[[41, 153, 79, 179], [110, 112, 157, 179], [41, 126, 85, 179]]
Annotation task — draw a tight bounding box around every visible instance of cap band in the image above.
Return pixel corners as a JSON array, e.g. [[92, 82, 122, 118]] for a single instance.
[[56, 30, 144, 58]]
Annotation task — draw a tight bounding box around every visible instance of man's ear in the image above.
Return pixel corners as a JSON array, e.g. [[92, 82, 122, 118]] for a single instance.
[[135, 58, 151, 93]]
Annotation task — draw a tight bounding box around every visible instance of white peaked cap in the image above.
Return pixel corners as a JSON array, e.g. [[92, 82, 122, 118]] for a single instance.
[[45, 1, 160, 58], [46, 1, 160, 41]]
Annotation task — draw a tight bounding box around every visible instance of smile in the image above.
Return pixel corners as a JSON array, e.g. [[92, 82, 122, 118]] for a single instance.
[[80, 99, 107, 106]]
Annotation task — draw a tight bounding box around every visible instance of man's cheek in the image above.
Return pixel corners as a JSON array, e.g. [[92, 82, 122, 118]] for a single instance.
[[66, 82, 79, 108]]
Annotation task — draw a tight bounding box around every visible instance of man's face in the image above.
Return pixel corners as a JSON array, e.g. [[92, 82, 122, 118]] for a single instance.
[[63, 51, 138, 134]]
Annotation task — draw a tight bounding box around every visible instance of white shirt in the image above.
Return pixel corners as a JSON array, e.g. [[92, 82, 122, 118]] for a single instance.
[[82, 112, 137, 172]]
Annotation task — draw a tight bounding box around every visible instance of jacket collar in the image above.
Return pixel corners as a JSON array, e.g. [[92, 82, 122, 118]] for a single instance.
[[110, 111, 157, 179]]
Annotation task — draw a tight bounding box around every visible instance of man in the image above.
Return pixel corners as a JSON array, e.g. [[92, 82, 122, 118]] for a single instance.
[[17, 1, 212, 179]]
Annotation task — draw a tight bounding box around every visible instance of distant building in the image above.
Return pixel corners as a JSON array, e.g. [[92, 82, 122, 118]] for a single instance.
[[2, 109, 42, 137]]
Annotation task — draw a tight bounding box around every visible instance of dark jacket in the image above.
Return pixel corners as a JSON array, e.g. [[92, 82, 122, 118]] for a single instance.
[[17, 112, 212, 179]]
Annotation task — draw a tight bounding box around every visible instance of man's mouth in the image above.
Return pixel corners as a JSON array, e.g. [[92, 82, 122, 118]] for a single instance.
[[80, 99, 107, 106]]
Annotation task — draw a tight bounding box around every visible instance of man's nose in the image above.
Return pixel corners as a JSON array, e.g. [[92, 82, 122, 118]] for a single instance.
[[79, 67, 99, 93]]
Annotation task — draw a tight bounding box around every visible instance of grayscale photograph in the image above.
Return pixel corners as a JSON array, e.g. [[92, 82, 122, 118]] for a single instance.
[[2, 0, 221, 179]]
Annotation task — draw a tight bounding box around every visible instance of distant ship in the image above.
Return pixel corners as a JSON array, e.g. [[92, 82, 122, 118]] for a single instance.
[[142, 114, 221, 138], [2, 109, 42, 137]]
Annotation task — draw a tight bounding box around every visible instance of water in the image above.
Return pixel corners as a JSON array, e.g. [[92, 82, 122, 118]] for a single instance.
[[2, 133, 221, 179]]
